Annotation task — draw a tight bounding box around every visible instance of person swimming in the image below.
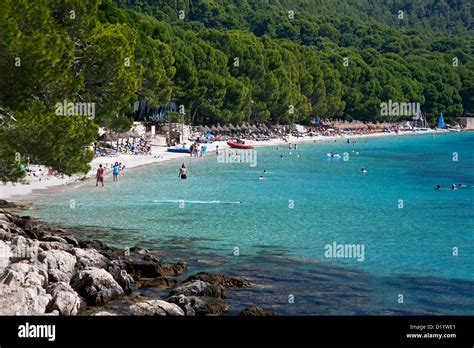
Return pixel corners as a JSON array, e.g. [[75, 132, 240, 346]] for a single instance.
[[451, 184, 457, 190], [458, 183, 465, 187], [435, 184, 441, 190], [361, 168, 368, 173], [259, 175, 264, 180], [179, 163, 187, 179]]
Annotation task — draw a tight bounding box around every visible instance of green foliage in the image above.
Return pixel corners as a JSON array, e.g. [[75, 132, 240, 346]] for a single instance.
[[111, 0, 472, 123], [0, 0, 174, 181]]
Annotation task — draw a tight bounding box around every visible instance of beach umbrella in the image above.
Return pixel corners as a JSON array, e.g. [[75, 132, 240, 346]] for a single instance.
[[210, 125, 218, 132], [99, 132, 118, 142], [128, 130, 141, 138], [197, 125, 206, 132], [203, 125, 211, 132], [239, 123, 248, 130], [227, 123, 235, 131], [367, 123, 376, 130], [234, 124, 241, 131]]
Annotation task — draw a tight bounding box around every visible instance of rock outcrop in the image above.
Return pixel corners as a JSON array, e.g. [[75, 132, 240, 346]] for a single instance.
[[239, 305, 279, 316], [70, 267, 124, 306], [184, 272, 252, 288], [0, 208, 253, 316], [130, 300, 184, 316]]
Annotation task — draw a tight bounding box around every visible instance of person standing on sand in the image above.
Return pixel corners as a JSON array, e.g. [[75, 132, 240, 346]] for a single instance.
[[112, 162, 120, 182], [179, 163, 187, 180], [96, 164, 105, 187]]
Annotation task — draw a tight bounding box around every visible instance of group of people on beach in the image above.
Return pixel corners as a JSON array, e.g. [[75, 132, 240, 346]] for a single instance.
[[95, 162, 125, 187], [189, 142, 205, 157]]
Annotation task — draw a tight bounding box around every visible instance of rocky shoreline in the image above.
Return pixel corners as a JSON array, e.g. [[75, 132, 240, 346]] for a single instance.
[[0, 203, 278, 316]]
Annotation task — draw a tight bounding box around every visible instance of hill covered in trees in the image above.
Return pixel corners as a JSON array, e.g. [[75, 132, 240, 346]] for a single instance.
[[108, 0, 472, 124], [0, 0, 472, 181]]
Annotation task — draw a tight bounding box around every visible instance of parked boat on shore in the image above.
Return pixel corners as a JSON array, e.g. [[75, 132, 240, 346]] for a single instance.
[[167, 146, 191, 153], [227, 141, 254, 149]]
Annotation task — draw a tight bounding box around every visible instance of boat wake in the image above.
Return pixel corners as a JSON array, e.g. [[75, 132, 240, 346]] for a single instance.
[[153, 199, 242, 204]]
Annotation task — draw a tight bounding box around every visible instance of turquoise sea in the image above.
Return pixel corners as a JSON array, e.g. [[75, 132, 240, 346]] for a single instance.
[[26, 132, 474, 315]]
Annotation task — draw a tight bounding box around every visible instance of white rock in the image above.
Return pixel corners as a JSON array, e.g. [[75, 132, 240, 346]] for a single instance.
[[71, 267, 123, 305], [72, 248, 109, 269], [130, 300, 184, 316], [47, 282, 83, 316], [38, 249, 76, 283]]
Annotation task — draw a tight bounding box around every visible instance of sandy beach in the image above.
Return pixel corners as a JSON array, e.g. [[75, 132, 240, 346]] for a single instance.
[[0, 129, 444, 201]]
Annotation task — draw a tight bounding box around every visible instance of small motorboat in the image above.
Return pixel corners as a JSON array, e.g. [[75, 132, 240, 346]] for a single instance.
[[167, 146, 191, 153], [227, 141, 254, 149]]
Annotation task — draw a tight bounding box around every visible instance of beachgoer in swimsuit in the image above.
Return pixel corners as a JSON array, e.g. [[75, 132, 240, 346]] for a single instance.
[[179, 163, 187, 179], [96, 164, 104, 187], [113, 162, 120, 182]]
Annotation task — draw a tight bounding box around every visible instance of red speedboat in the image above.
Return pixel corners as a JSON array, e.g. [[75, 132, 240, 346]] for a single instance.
[[227, 141, 254, 149]]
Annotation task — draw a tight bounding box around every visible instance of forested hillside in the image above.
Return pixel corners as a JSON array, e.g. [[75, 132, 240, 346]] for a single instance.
[[107, 0, 473, 125]]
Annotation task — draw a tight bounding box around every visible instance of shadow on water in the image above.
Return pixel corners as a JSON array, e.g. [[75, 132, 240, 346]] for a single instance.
[[124, 235, 474, 316]]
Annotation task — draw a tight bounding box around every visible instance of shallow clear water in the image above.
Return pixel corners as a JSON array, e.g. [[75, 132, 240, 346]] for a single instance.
[[26, 132, 474, 314]]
